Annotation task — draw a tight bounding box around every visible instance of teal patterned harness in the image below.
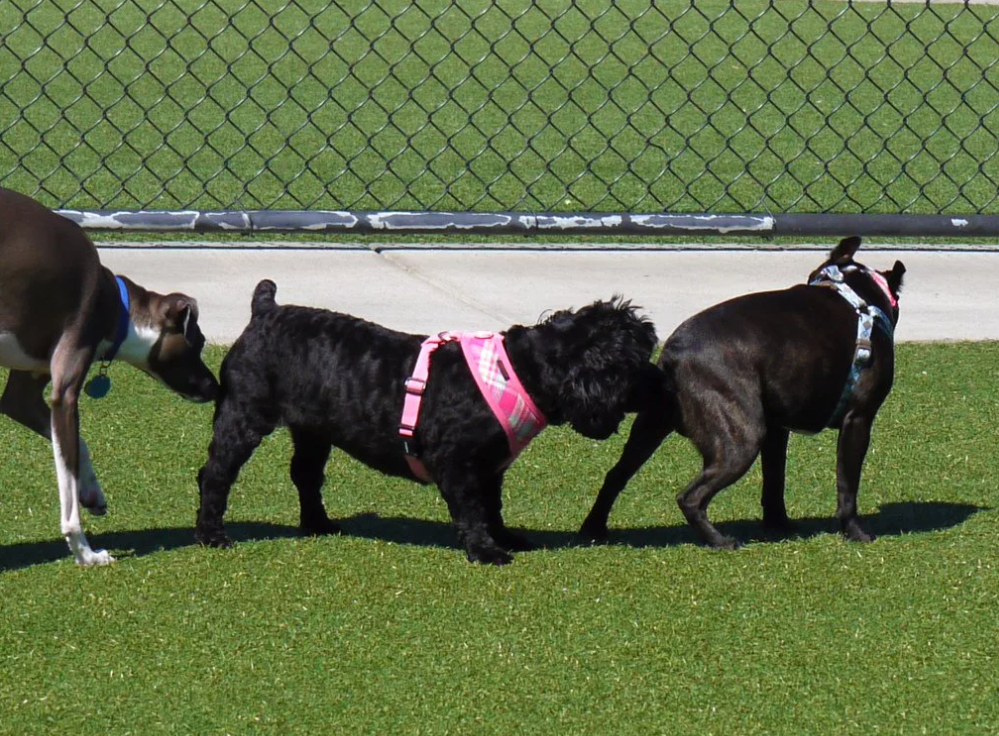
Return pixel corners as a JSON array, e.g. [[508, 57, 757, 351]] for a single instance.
[[809, 264, 894, 428]]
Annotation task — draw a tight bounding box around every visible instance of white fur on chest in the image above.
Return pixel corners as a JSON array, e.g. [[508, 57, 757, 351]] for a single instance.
[[116, 322, 160, 368], [0, 322, 159, 374], [0, 332, 49, 372]]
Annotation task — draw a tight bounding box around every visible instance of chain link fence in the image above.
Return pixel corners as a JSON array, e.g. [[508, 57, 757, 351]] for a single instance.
[[3, 0, 999, 216]]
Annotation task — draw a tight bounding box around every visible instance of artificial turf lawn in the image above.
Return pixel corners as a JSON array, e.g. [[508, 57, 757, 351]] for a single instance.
[[0, 341, 997, 735], [4, 0, 999, 214]]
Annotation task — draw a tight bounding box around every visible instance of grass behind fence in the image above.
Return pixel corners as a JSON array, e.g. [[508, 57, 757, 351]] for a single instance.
[[3, 0, 999, 213], [1, 342, 998, 735]]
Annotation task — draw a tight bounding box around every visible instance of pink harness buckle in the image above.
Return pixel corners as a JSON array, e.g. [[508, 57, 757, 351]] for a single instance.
[[399, 330, 547, 482]]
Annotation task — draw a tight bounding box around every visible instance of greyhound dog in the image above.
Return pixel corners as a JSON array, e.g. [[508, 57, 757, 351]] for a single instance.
[[0, 188, 218, 566]]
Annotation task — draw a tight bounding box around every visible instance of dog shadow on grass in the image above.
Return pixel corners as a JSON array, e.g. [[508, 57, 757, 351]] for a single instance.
[[0, 522, 300, 573], [0, 501, 986, 572], [338, 500, 988, 553]]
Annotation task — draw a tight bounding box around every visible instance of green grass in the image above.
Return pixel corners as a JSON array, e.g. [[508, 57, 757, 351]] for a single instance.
[[4, 1, 999, 214], [1, 342, 998, 734]]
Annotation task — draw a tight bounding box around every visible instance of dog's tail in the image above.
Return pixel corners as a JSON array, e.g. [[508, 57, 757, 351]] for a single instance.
[[251, 279, 278, 318]]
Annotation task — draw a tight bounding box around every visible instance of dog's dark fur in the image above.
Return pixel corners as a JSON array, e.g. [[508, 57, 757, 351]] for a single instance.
[[580, 237, 905, 549], [196, 281, 658, 564]]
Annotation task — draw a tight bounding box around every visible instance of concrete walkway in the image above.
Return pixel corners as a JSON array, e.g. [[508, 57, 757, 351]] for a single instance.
[[96, 248, 998, 344]]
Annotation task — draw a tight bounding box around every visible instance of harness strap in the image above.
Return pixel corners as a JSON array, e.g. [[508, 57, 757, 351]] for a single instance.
[[398, 330, 547, 483], [825, 308, 875, 427], [399, 332, 461, 482], [459, 332, 546, 460], [810, 265, 894, 427]]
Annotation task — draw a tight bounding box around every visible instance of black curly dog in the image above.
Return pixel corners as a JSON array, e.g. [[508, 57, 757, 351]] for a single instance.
[[196, 281, 658, 564], [580, 236, 905, 549]]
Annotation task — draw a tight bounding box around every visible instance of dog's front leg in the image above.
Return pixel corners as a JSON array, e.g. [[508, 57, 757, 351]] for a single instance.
[[835, 413, 875, 543], [50, 347, 113, 566], [438, 470, 513, 565], [76, 440, 106, 515], [0, 370, 107, 516], [760, 427, 793, 531]]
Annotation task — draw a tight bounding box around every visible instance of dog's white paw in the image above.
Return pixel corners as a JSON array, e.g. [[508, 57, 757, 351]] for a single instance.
[[75, 548, 115, 566]]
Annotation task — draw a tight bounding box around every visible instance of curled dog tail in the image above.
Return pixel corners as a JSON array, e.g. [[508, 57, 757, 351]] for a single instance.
[[251, 279, 278, 318]]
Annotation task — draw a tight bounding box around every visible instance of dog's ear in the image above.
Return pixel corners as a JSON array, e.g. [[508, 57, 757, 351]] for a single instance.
[[886, 260, 906, 296], [163, 295, 201, 344], [829, 236, 862, 264]]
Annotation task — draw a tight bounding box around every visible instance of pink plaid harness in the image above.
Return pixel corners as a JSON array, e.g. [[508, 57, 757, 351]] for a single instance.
[[399, 331, 547, 482]]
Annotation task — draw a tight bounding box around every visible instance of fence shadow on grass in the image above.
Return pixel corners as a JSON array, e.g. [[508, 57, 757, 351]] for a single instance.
[[339, 500, 988, 553], [0, 501, 987, 572]]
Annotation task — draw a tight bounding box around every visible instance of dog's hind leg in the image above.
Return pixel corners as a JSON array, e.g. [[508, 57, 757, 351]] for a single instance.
[[438, 469, 513, 565], [0, 371, 51, 435], [0, 370, 107, 516], [289, 427, 340, 536], [760, 427, 794, 532], [196, 397, 273, 548], [578, 403, 674, 542], [835, 412, 875, 543], [677, 406, 764, 550], [677, 451, 758, 550]]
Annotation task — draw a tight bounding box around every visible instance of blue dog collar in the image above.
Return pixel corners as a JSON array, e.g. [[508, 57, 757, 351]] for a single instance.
[[86, 277, 131, 400], [102, 276, 131, 363], [809, 266, 894, 427]]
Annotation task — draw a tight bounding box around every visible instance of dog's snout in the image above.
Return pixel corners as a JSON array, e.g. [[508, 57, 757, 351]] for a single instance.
[[189, 373, 219, 403], [151, 353, 219, 404], [193, 380, 218, 403]]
